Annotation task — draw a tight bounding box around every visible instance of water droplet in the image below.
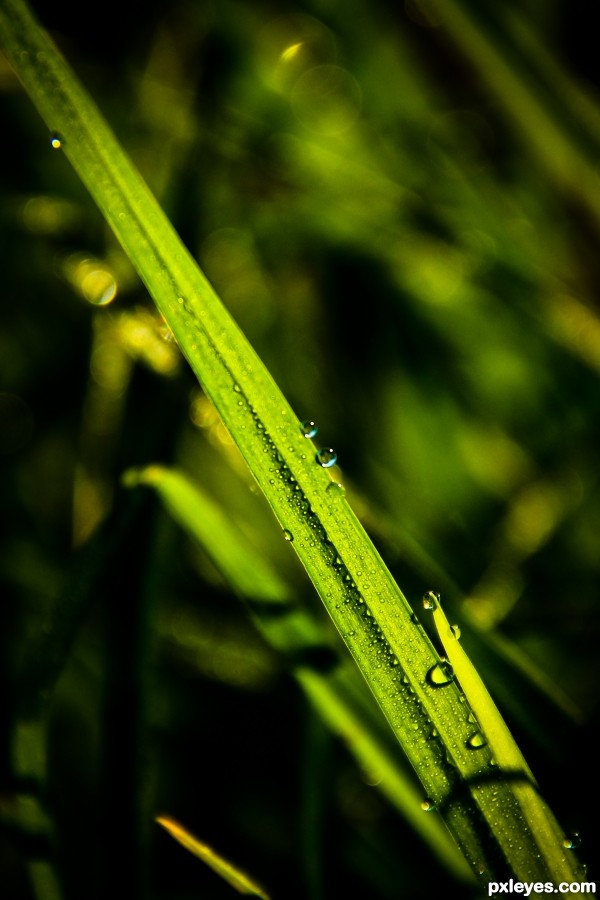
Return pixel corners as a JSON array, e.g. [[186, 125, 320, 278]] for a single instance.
[[466, 732, 487, 750], [233, 383, 241, 392], [421, 798, 436, 812], [562, 832, 581, 850], [326, 481, 345, 496], [422, 590, 440, 610], [301, 420, 318, 438], [283, 529, 293, 542], [450, 624, 461, 639], [316, 448, 337, 468], [50, 132, 64, 149], [426, 659, 454, 687]]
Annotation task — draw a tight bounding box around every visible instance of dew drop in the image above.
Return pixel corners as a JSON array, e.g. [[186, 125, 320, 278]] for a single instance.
[[49, 131, 64, 149], [316, 447, 337, 468], [450, 624, 461, 639], [326, 481, 345, 497], [466, 732, 487, 750], [562, 832, 581, 850], [426, 659, 454, 687], [422, 590, 440, 610], [301, 420, 318, 438], [233, 383, 242, 393], [421, 798, 436, 812], [283, 529, 294, 542]]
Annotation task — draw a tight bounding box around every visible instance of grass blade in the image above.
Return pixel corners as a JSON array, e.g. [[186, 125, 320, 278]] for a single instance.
[[155, 816, 270, 899], [425, 590, 584, 885]]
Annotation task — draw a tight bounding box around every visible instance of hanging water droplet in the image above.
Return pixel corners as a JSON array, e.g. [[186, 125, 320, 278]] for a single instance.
[[316, 448, 337, 468], [562, 832, 581, 850], [420, 798, 436, 812], [49, 131, 64, 149], [450, 624, 461, 639], [422, 590, 440, 610], [283, 529, 294, 542], [326, 481, 345, 497], [301, 420, 318, 438], [466, 732, 487, 750], [426, 659, 454, 687]]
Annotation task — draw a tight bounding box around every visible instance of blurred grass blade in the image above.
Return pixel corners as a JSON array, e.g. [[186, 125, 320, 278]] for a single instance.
[[125, 464, 473, 882], [0, 0, 587, 884], [426, 0, 600, 232], [155, 816, 270, 899], [123, 465, 289, 605], [296, 665, 474, 883]]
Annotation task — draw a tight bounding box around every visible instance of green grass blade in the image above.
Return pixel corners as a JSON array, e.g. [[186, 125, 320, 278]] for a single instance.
[[425, 590, 586, 885], [125, 463, 473, 882], [296, 665, 474, 883], [0, 0, 588, 884]]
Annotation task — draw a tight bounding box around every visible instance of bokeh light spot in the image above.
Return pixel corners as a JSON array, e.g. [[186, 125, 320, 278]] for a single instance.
[[291, 64, 362, 135]]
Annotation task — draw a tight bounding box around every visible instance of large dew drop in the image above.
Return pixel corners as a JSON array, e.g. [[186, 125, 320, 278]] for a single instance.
[[316, 447, 337, 468], [422, 590, 440, 610], [465, 731, 487, 750], [301, 420, 318, 438], [426, 659, 454, 688], [50, 131, 64, 149]]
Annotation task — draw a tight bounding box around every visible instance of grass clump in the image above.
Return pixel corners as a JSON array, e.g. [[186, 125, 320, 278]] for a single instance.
[[0, 1, 598, 898]]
